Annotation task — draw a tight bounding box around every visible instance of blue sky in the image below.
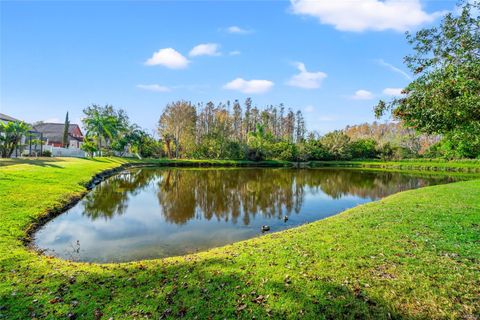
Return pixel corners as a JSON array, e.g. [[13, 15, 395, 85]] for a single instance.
[[0, 0, 456, 135]]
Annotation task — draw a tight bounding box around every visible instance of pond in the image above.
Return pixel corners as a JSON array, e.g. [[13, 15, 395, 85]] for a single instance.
[[34, 167, 458, 262]]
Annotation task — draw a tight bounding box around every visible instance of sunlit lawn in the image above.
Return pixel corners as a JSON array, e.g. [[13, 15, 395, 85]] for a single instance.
[[0, 157, 479, 319]]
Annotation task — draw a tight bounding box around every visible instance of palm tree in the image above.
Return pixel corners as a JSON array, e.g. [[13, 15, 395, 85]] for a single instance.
[[0, 121, 31, 158]]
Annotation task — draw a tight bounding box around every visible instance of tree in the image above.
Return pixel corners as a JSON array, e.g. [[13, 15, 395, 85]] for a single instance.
[[295, 110, 305, 143], [232, 100, 243, 141], [81, 136, 98, 157], [82, 104, 130, 155], [0, 121, 31, 158], [374, 1, 480, 157], [319, 131, 352, 160], [158, 101, 197, 158], [62, 112, 70, 148], [350, 138, 378, 159]]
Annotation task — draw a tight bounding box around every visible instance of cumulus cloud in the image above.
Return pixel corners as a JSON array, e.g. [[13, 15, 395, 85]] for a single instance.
[[223, 78, 274, 94], [287, 62, 327, 89], [383, 87, 404, 96], [136, 84, 171, 92], [144, 48, 189, 69], [290, 0, 442, 32], [352, 89, 374, 100], [226, 26, 252, 34], [189, 43, 221, 57]]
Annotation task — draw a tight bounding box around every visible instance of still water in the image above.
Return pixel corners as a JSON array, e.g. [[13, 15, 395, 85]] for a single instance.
[[34, 167, 456, 262]]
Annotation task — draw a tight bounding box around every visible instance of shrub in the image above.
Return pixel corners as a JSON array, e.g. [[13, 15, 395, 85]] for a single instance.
[[350, 138, 377, 159], [247, 147, 266, 162]]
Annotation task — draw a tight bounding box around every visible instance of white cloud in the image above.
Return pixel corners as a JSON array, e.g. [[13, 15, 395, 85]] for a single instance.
[[223, 78, 274, 94], [377, 59, 412, 80], [383, 87, 403, 96], [189, 43, 221, 57], [352, 89, 374, 100], [304, 105, 315, 113], [287, 62, 327, 89], [136, 84, 171, 92], [229, 50, 241, 56], [290, 0, 442, 32], [226, 26, 252, 34], [144, 48, 189, 69]]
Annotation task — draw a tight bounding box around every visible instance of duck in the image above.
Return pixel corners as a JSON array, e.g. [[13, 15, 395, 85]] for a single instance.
[[283, 216, 289, 222], [261, 225, 270, 232]]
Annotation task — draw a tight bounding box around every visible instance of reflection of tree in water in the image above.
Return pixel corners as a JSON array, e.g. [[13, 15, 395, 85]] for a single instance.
[[157, 169, 303, 225], [156, 169, 454, 225], [82, 168, 454, 223], [82, 169, 156, 220], [301, 170, 453, 200]]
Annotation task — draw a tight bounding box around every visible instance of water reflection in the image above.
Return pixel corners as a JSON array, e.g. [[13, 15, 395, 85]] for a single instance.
[[82, 170, 154, 220], [35, 167, 456, 262], [83, 168, 453, 224]]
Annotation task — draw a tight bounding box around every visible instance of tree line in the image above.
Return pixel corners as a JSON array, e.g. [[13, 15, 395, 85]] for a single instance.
[[76, 100, 454, 161], [157, 99, 305, 160]]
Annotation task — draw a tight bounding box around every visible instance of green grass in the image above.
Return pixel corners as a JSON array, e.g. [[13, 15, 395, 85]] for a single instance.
[[310, 159, 480, 172], [0, 157, 479, 319]]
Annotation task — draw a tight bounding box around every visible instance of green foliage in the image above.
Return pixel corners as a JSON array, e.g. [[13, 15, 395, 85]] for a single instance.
[[425, 131, 480, 159], [0, 120, 31, 158], [319, 131, 352, 160], [82, 104, 130, 153], [246, 147, 266, 161], [269, 141, 298, 161], [375, 1, 480, 158], [41, 150, 52, 157], [80, 137, 98, 157], [299, 139, 330, 161], [193, 137, 245, 160], [350, 138, 378, 159], [158, 100, 197, 158], [377, 142, 396, 161], [62, 112, 70, 148]]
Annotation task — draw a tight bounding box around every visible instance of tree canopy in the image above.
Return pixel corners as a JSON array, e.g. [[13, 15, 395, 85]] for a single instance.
[[375, 0, 480, 157]]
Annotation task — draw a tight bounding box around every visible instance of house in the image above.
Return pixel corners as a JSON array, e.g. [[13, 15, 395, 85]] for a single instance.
[[33, 123, 84, 148], [0, 112, 21, 124]]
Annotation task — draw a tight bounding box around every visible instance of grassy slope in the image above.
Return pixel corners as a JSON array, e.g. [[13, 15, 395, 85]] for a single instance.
[[310, 159, 480, 172], [0, 157, 479, 319]]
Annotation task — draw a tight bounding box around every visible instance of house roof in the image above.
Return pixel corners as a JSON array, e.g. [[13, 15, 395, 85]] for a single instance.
[[0, 113, 20, 123], [33, 123, 84, 142]]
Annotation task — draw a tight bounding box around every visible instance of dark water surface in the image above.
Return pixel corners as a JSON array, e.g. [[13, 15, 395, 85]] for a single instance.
[[34, 167, 457, 262]]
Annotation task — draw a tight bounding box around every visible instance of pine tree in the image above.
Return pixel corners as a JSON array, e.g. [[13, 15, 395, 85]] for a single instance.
[[295, 110, 305, 143], [232, 100, 243, 141], [62, 112, 70, 148]]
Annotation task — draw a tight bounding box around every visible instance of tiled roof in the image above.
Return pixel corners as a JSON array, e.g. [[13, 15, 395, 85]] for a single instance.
[[33, 123, 84, 142], [0, 113, 20, 122]]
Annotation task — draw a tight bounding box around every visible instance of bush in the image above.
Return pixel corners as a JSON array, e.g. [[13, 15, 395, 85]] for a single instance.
[[377, 142, 396, 161], [270, 141, 298, 161], [318, 131, 352, 160], [424, 131, 480, 159], [350, 138, 377, 159], [246, 147, 266, 161], [81, 138, 98, 157], [41, 150, 52, 157]]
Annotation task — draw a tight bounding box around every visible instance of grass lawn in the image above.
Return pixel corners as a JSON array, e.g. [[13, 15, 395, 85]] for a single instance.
[[0, 157, 479, 319]]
